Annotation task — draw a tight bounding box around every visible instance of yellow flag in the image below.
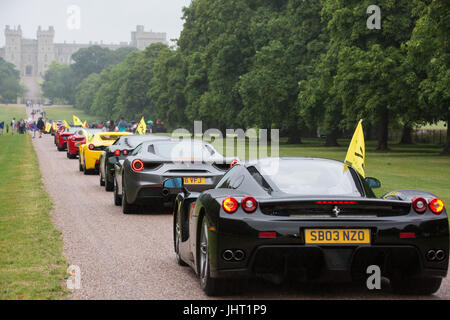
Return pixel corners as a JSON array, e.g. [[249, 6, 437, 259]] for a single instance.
[[63, 120, 70, 129], [136, 117, 146, 135], [344, 120, 365, 177], [73, 115, 83, 126], [83, 121, 88, 128], [52, 122, 57, 131], [45, 122, 52, 133]]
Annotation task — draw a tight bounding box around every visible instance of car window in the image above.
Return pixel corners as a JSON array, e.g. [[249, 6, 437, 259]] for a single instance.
[[256, 159, 362, 196], [130, 144, 142, 156], [153, 141, 221, 161], [216, 166, 242, 189]]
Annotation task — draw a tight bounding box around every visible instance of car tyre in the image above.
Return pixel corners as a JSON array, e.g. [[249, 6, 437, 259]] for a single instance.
[[99, 169, 105, 186], [121, 180, 137, 214], [78, 157, 83, 172], [199, 217, 223, 296], [391, 277, 442, 295], [105, 171, 114, 192], [113, 178, 122, 206], [175, 210, 188, 266]]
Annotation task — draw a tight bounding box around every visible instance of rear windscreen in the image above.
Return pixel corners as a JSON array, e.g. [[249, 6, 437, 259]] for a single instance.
[[100, 135, 121, 141]]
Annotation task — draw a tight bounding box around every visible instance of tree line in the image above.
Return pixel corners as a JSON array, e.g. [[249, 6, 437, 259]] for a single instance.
[[42, 0, 450, 153]]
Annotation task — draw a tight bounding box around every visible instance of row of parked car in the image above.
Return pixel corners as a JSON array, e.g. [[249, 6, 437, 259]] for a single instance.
[[50, 121, 448, 296]]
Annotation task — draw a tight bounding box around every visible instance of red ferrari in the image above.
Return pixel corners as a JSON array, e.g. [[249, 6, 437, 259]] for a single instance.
[[66, 128, 103, 159]]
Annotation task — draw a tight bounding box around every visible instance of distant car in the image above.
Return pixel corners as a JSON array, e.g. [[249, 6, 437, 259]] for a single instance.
[[113, 139, 238, 214], [53, 125, 67, 145], [79, 131, 132, 174], [67, 128, 103, 159], [167, 157, 448, 296], [56, 126, 83, 151], [99, 134, 171, 191]]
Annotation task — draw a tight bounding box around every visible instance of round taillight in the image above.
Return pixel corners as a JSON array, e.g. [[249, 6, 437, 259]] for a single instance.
[[222, 197, 238, 214], [230, 160, 239, 168], [88, 144, 95, 150], [241, 196, 257, 213], [412, 197, 427, 214], [131, 159, 144, 172], [429, 198, 444, 214], [123, 149, 129, 156], [114, 149, 121, 156]]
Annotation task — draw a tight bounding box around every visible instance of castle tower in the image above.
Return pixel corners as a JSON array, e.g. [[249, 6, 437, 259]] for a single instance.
[[37, 26, 55, 77], [131, 25, 167, 50], [4, 25, 22, 72]]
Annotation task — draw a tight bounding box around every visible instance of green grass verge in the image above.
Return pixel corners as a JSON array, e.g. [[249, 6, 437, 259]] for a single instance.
[[208, 137, 450, 206], [0, 134, 69, 299], [0, 105, 27, 122], [43, 105, 99, 123]]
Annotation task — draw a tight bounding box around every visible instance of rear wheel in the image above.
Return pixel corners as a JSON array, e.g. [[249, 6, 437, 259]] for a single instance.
[[113, 178, 122, 206], [121, 180, 137, 214], [99, 169, 105, 186], [105, 170, 114, 191], [78, 157, 83, 172], [83, 161, 89, 175], [199, 218, 222, 296], [391, 277, 442, 295], [175, 210, 188, 266]]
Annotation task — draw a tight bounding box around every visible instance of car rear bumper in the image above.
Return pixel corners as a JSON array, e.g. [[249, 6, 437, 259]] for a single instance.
[[85, 150, 102, 170], [209, 216, 449, 281]]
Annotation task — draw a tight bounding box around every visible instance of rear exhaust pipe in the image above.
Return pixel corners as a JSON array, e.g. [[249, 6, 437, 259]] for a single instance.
[[222, 250, 234, 261], [426, 250, 436, 261], [162, 188, 169, 196], [234, 249, 245, 261], [436, 250, 446, 261]]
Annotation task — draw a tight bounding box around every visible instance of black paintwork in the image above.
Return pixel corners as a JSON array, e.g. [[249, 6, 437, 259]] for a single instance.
[[99, 134, 170, 188], [173, 157, 449, 295]]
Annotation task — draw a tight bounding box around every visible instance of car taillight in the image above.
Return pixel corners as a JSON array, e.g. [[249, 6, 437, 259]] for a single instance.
[[88, 144, 95, 150], [241, 196, 257, 213], [429, 198, 444, 214], [122, 149, 129, 156], [114, 149, 121, 156], [131, 159, 144, 172], [230, 160, 239, 168], [222, 197, 238, 214], [412, 197, 427, 213]]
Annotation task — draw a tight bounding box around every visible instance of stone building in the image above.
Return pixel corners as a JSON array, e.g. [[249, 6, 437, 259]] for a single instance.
[[0, 25, 167, 77]]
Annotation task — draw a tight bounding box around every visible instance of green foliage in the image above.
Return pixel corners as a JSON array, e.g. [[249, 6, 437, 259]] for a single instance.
[[0, 58, 23, 103], [41, 0, 449, 153]]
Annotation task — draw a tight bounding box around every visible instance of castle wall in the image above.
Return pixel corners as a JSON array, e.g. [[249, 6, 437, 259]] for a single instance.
[[2, 25, 167, 77]]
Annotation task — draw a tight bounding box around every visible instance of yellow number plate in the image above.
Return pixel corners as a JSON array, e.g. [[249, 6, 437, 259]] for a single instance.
[[183, 177, 205, 185], [305, 229, 370, 244]]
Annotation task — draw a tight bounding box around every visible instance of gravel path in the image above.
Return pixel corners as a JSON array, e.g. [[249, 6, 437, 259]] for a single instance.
[[31, 133, 450, 300]]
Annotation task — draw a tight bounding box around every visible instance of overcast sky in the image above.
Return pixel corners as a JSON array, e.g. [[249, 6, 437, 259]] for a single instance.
[[0, 0, 192, 46]]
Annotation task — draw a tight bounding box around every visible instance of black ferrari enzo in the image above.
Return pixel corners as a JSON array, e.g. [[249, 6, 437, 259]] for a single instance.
[[166, 157, 448, 296], [114, 139, 238, 214], [99, 134, 170, 191]]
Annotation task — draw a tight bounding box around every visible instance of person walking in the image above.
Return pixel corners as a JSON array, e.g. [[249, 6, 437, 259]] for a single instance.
[[11, 118, 16, 135], [117, 117, 127, 132], [0, 121, 4, 135], [37, 117, 45, 138], [30, 121, 38, 138]]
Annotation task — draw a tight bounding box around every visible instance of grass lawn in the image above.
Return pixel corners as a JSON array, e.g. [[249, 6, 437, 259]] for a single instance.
[[209, 137, 450, 206], [0, 134, 68, 299], [0, 105, 27, 122], [43, 105, 99, 123]]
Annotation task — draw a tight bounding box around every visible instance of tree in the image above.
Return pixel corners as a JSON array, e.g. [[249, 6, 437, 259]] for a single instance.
[[74, 73, 101, 113], [0, 58, 23, 103], [407, 0, 450, 154], [41, 62, 76, 104]]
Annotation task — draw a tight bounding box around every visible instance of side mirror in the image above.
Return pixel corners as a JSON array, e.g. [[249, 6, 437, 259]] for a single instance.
[[365, 177, 381, 189], [163, 177, 183, 189]]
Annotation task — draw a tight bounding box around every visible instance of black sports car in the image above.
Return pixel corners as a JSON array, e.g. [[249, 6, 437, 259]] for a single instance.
[[99, 134, 170, 191], [166, 157, 448, 296], [114, 139, 238, 214]]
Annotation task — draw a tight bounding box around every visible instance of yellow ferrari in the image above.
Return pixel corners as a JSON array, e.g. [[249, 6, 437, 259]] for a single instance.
[[79, 131, 132, 174]]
